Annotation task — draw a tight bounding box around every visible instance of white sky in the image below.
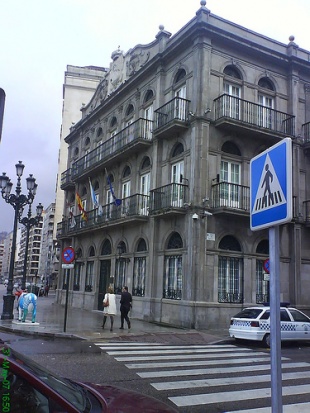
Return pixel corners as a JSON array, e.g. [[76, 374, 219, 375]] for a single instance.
[[0, 0, 309, 232]]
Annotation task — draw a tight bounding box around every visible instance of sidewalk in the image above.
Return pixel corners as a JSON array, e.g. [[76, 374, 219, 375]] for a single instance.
[[0, 291, 230, 345]]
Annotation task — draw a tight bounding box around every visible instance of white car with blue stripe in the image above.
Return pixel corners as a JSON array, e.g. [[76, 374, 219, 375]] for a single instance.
[[229, 305, 310, 347]]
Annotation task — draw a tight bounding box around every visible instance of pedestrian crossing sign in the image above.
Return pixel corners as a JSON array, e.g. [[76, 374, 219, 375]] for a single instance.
[[250, 138, 292, 231]]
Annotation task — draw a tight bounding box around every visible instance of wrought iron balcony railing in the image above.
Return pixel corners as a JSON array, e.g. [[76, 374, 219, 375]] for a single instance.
[[302, 121, 310, 142], [61, 168, 74, 189], [149, 183, 189, 214], [154, 97, 190, 131], [304, 200, 310, 225], [214, 94, 295, 136], [211, 182, 250, 212], [56, 193, 149, 238], [71, 118, 153, 180]]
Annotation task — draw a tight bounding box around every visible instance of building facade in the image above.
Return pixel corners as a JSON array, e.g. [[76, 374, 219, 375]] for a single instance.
[[39, 203, 56, 287], [16, 216, 43, 286], [56, 1, 310, 329]]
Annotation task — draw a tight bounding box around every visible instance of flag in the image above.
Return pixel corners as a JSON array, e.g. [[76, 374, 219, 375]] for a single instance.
[[76, 192, 88, 221], [88, 177, 99, 209], [105, 169, 122, 206], [69, 211, 76, 228]]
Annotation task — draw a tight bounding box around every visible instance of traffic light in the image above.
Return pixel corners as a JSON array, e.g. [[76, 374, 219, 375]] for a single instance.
[[0, 88, 5, 142]]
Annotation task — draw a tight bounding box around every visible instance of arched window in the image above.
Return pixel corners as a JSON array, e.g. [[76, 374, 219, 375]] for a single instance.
[[85, 137, 90, 146], [174, 68, 186, 84], [219, 235, 241, 251], [144, 90, 154, 103], [117, 241, 126, 255], [218, 235, 243, 304], [101, 239, 112, 255], [258, 77, 274, 91], [74, 147, 79, 157], [94, 180, 99, 191], [96, 127, 103, 137], [224, 65, 242, 79], [122, 166, 131, 178], [172, 143, 184, 158], [167, 232, 183, 249], [126, 104, 134, 117], [256, 239, 269, 254], [141, 156, 151, 170], [221, 141, 241, 156], [89, 246, 95, 257], [110, 116, 117, 128], [137, 238, 147, 252], [81, 186, 87, 196]]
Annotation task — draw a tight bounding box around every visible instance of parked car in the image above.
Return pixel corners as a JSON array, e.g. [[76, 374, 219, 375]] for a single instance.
[[0, 344, 178, 413], [229, 305, 310, 347]]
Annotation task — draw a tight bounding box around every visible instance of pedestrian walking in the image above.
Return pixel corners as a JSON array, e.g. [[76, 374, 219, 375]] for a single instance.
[[119, 286, 132, 330], [44, 285, 50, 297], [102, 287, 116, 331]]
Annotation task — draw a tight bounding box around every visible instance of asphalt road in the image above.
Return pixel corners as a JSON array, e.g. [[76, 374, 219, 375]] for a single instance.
[[2, 331, 310, 412]]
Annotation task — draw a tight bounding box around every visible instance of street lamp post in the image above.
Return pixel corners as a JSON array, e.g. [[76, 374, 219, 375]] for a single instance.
[[20, 202, 43, 290], [0, 161, 38, 320]]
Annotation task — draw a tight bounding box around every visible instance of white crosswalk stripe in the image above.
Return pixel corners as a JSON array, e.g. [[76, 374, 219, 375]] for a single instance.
[[95, 341, 310, 412]]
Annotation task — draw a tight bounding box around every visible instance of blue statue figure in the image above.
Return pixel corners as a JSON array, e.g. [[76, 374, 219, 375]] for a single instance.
[[18, 292, 37, 323]]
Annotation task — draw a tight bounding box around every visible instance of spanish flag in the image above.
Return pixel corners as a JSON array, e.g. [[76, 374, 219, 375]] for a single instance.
[[76, 192, 88, 221]]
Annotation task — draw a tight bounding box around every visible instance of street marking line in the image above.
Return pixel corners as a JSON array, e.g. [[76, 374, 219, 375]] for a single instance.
[[169, 384, 310, 407], [225, 402, 310, 413], [137, 362, 310, 378], [125, 355, 273, 369], [114, 351, 270, 362], [106, 347, 256, 356], [152, 370, 310, 390]]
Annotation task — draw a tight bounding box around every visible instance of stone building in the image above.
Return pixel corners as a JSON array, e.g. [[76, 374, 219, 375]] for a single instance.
[[56, 1, 310, 329]]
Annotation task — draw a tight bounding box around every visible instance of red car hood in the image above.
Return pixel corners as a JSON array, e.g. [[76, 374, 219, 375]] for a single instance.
[[82, 382, 178, 413]]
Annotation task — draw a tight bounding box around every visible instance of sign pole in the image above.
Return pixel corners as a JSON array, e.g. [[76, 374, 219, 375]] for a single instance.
[[61, 247, 75, 333], [269, 226, 282, 413]]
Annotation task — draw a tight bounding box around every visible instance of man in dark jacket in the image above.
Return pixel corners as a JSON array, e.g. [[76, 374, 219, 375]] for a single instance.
[[120, 286, 132, 329]]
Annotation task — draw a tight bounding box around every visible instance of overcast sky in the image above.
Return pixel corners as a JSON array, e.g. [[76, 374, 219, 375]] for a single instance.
[[0, 0, 309, 233]]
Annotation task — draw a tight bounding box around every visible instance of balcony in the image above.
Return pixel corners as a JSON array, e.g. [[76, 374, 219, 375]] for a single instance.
[[149, 183, 189, 216], [71, 118, 153, 180], [304, 200, 310, 226], [210, 182, 250, 216], [153, 97, 190, 138], [302, 121, 310, 155], [214, 94, 295, 138], [61, 168, 74, 190], [56, 193, 149, 238]]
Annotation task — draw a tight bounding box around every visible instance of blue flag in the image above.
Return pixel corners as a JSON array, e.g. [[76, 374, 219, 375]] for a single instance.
[[106, 173, 122, 206]]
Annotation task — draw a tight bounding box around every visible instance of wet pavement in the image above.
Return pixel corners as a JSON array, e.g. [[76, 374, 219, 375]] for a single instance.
[[0, 290, 230, 345]]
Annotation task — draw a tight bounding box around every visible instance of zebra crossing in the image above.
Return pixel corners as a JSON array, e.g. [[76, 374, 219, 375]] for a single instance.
[[94, 341, 310, 412]]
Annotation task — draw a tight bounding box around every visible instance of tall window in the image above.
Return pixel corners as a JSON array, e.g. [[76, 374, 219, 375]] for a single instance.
[[73, 263, 82, 291], [163, 232, 183, 300], [218, 235, 243, 303], [171, 143, 184, 208], [256, 239, 269, 304], [175, 85, 187, 121], [85, 261, 94, 292], [115, 241, 127, 294], [257, 77, 275, 129], [220, 160, 241, 208], [144, 90, 154, 140], [122, 166, 131, 215], [133, 239, 147, 297], [223, 65, 242, 120]]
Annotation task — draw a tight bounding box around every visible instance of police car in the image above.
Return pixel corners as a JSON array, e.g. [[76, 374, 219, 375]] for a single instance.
[[229, 304, 310, 347]]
